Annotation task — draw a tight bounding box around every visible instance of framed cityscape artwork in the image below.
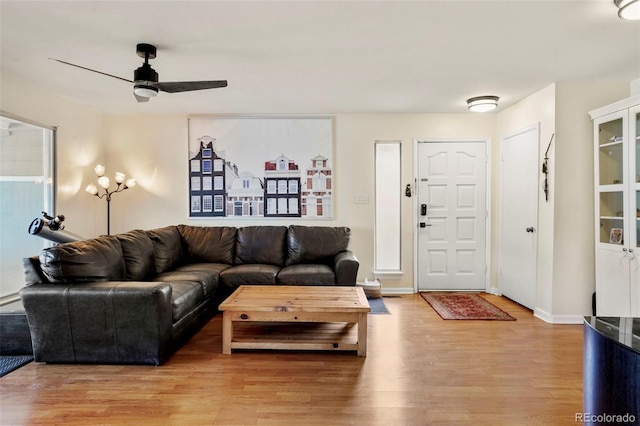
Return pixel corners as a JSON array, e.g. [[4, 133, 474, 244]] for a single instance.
[[187, 117, 334, 219]]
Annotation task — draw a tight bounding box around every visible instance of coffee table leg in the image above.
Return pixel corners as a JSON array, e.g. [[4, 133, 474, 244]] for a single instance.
[[222, 312, 232, 354], [357, 312, 367, 356]]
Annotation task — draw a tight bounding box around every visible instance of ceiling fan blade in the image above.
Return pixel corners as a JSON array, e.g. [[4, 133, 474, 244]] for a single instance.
[[155, 80, 228, 93], [50, 58, 133, 83], [134, 93, 150, 103]]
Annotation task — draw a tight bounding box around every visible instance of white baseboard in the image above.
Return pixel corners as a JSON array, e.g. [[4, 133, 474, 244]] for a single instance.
[[534, 308, 584, 324], [486, 287, 501, 296], [381, 287, 415, 295], [372, 271, 404, 280]]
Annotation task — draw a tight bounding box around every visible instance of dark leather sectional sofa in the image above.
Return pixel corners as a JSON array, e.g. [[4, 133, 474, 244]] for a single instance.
[[20, 225, 359, 365]]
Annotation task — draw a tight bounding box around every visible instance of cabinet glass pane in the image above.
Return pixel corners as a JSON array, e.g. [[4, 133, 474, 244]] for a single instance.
[[637, 190, 640, 248], [599, 118, 624, 185], [636, 112, 639, 182], [600, 191, 624, 244]]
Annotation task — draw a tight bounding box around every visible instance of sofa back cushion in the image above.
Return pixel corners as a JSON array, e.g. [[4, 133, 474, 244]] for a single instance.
[[235, 226, 288, 266], [39, 235, 125, 283], [177, 225, 236, 265], [23, 256, 50, 286], [115, 229, 157, 280], [146, 226, 184, 274], [286, 226, 351, 265]]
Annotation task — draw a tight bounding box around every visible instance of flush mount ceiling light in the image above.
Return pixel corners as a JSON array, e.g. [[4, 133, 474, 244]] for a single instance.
[[615, 0, 640, 19], [467, 96, 499, 112]]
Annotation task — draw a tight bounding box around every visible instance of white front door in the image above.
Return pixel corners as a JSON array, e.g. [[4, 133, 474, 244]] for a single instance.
[[417, 141, 488, 291], [499, 125, 539, 310]]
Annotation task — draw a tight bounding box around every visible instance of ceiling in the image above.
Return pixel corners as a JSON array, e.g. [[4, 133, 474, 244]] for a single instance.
[[1, 1, 639, 115]]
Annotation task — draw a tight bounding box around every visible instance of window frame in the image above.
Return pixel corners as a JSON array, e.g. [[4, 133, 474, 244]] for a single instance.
[[0, 112, 56, 301], [374, 140, 402, 273]]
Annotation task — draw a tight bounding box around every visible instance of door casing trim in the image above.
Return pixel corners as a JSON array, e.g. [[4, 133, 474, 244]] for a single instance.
[[412, 138, 492, 294]]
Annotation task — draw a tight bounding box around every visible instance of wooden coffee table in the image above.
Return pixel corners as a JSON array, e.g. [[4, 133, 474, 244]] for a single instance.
[[218, 285, 370, 356]]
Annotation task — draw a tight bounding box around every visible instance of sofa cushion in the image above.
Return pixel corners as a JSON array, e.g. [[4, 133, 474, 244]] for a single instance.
[[174, 263, 231, 275], [286, 225, 351, 265], [177, 225, 237, 265], [235, 226, 288, 266], [220, 264, 280, 290], [155, 270, 219, 297], [167, 281, 204, 322], [277, 264, 336, 286], [146, 226, 184, 274], [23, 256, 49, 286], [39, 235, 125, 283], [115, 229, 157, 280]]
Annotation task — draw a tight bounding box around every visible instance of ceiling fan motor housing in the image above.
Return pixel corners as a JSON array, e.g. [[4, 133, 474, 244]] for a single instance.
[[134, 63, 159, 96]]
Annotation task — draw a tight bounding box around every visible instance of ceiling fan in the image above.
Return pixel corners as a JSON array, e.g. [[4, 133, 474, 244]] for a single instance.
[[51, 43, 228, 102]]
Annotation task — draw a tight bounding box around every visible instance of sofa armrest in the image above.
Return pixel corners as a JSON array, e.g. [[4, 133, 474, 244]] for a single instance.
[[334, 250, 359, 285], [20, 281, 173, 365]]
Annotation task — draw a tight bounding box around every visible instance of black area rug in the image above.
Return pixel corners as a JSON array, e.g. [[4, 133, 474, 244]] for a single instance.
[[0, 355, 33, 378], [368, 297, 390, 315]]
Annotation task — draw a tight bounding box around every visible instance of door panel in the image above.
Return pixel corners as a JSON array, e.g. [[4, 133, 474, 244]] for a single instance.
[[417, 141, 487, 291], [499, 125, 539, 310]]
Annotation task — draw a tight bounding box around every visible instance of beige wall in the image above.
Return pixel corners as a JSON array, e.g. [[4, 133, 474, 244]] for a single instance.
[[0, 71, 105, 238], [105, 113, 496, 291], [496, 84, 557, 316], [3, 69, 633, 321], [553, 82, 630, 317]]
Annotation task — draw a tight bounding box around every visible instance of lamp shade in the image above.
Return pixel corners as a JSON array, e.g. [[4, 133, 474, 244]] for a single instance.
[[615, 0, 640, 19], [94, 164, 105, 177], [115, 172, 125, 184], [97, 176, 110, 189], [467, 96, 499, 112], [85, 183, 98, 195], [126, 178, 136, 188]]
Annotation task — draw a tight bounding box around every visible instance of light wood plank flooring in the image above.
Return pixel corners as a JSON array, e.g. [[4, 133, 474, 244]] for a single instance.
[[0, 294, 583, 425]]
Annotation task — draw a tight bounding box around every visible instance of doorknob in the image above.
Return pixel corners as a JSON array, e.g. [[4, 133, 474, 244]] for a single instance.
[[526, 227, 535, 233]]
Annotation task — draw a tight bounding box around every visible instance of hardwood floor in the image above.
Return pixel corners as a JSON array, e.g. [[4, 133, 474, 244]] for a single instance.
[[0, 294, 583, 425]]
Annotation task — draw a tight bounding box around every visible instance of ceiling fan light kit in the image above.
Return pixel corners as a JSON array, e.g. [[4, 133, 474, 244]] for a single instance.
[[133, 85, 158, 98], [615, 0, 640, 19], [51, 42, 227, 103], [466, 95, 499, 112]]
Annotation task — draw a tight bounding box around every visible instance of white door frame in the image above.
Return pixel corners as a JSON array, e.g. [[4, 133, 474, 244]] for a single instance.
[[413, 138, 492, 293]]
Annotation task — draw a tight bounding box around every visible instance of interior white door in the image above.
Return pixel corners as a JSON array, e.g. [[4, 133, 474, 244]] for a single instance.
[[499, 125, 539, 310], [417, 141, 487, 291]]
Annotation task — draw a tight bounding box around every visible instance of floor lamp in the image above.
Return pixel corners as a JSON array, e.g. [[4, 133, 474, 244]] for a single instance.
[[85, 165, 136, 235]]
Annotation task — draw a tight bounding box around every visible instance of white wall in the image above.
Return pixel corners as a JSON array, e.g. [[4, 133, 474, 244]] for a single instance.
[[0, 71, 106, 238], [105, 113, 496, 291]]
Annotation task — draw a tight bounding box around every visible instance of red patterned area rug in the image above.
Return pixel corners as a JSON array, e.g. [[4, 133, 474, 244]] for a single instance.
[[420, 292, 516, 321]]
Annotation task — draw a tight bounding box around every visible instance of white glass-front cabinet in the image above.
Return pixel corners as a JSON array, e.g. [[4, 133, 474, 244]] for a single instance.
[[590, 96, 640, 316]]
